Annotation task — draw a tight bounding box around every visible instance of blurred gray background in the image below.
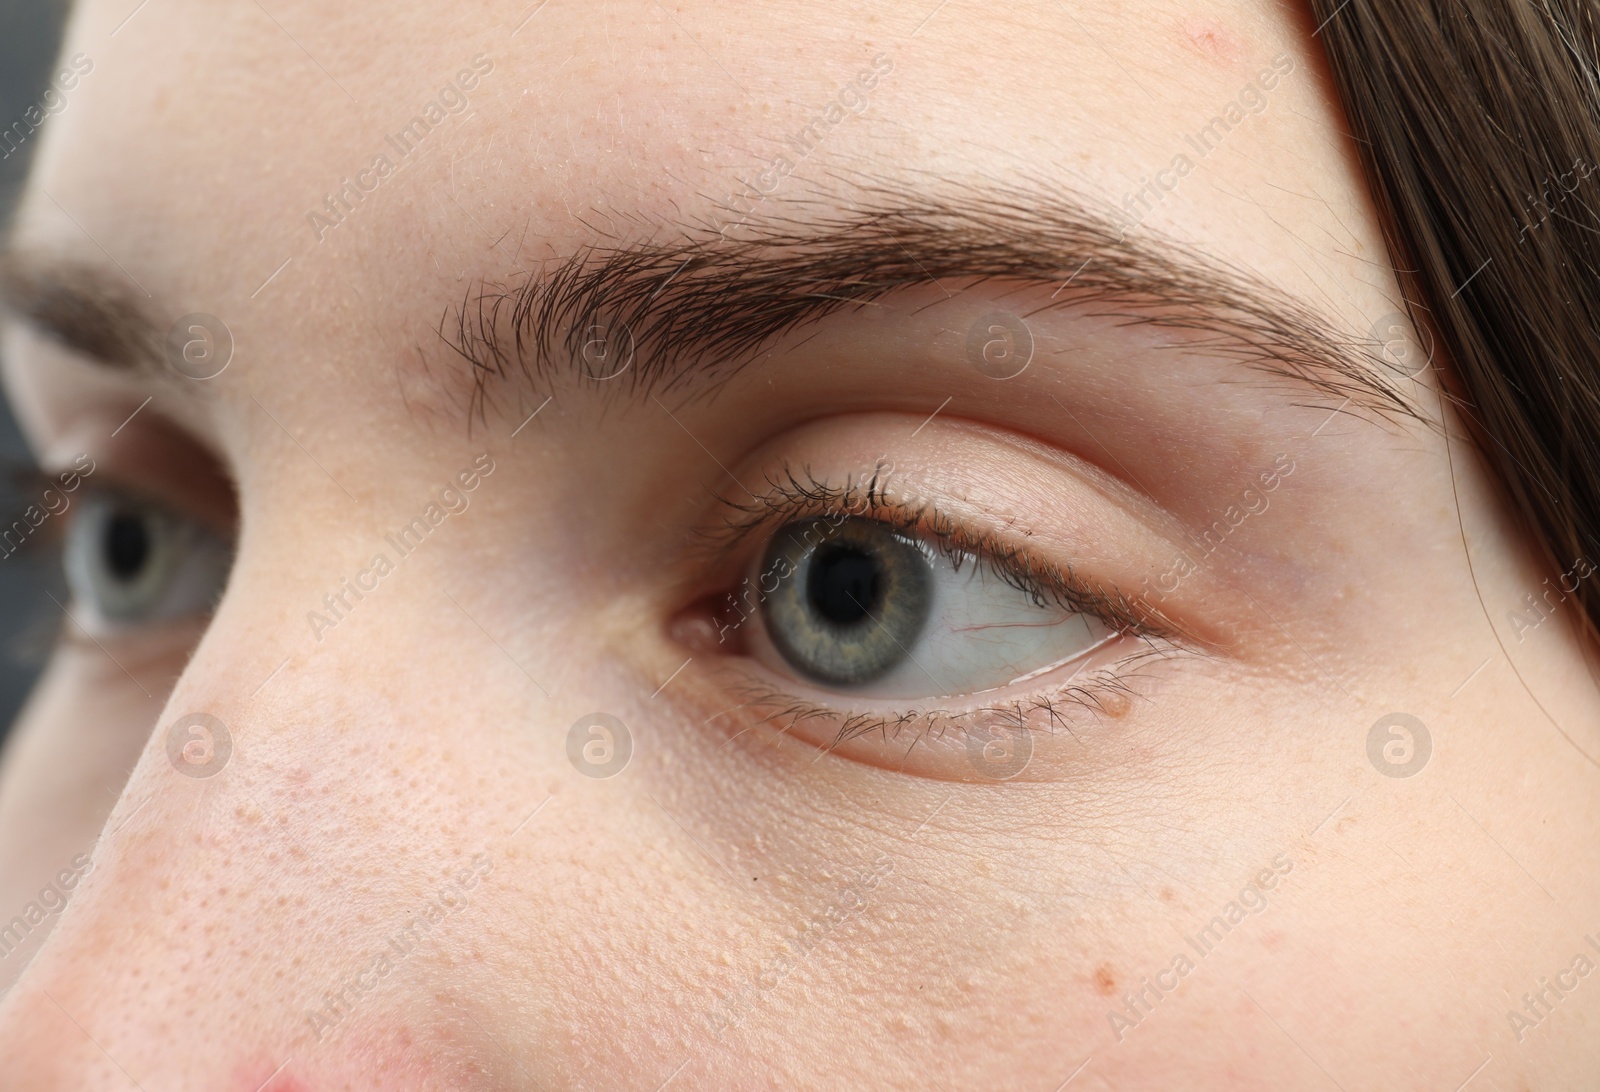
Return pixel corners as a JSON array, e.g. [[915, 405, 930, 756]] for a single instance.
[[0, 0, 71, 741]]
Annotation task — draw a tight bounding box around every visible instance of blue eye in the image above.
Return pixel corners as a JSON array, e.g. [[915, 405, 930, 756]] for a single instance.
[[63, 490, 232, 629], [755, 515, 1113, 699]]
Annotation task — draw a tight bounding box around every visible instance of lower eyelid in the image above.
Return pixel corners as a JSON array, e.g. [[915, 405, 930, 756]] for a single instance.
[[56, 613, 209, 666], [707, 636, 1179, 780]]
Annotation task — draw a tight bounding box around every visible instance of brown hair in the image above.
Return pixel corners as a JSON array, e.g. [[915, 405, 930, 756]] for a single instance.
[[1312, 0, 1600, 643]]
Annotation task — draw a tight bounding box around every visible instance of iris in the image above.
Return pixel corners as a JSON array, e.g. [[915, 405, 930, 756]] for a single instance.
[[761, 517, 932, 686]]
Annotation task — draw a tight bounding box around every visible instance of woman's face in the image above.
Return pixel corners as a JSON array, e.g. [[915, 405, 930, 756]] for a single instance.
[[0, 0, 1595, 1087]]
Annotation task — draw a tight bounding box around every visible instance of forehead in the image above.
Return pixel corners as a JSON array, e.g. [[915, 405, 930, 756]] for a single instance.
[[7, 0, 1384, 419]]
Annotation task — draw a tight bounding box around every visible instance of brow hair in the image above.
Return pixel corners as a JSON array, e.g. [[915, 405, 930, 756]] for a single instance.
[[441, 177, 1423, 425], [0, 253, 159, 371]]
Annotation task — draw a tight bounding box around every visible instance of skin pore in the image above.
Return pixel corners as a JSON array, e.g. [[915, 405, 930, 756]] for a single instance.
[[0, 0, 1596, 1088]]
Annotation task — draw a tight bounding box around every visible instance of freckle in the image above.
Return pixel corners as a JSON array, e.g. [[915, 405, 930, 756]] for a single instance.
[[1160, 887, 1175, 903], [1094, 963, 1117, 996]]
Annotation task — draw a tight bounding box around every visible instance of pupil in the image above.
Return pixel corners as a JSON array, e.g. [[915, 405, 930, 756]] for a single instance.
[[105, 512, 151, 581], [807, 544, 881, 625]]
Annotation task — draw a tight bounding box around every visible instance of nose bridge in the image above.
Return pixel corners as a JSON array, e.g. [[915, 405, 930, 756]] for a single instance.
[[0, 617, 546, 1088]]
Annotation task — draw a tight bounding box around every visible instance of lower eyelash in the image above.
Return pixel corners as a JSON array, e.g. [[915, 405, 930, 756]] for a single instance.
[[719, 639, 1179, 755]]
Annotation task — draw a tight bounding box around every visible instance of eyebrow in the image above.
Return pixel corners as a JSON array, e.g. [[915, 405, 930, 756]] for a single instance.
[[0, 254, 162, 373], [1, 178, 1420, 428], [442, 177, 1422, 425]]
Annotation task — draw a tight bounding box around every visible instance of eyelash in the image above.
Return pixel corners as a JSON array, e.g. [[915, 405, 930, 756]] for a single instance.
[[697, 463, 1183, 750]]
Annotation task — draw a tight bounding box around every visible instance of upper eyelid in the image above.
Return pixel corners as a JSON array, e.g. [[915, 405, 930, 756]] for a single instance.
[[697, 462, 1180, 644], [74, 480, 215, 528], [3, 457, 69, 500], [0, 456, 100, 560], [693, 461, 897, 557]]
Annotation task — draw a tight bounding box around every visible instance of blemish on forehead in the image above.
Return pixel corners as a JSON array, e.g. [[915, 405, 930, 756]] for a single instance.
[[1181, 17, 1244, 64]]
